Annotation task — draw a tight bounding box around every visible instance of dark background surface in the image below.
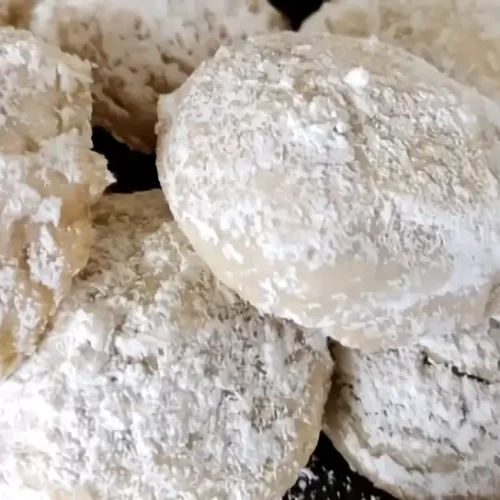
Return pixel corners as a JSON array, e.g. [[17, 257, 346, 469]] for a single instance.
[[92, 1, 397, 498]]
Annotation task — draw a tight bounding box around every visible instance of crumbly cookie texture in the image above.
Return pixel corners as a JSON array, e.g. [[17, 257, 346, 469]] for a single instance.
[[323, 310, 500, 499], [0, 26, 111, 381], [0, 190, 333, 500], [301, 0, 500, 103], [29, 0, 287, 152], [157, 31, 500, 352]]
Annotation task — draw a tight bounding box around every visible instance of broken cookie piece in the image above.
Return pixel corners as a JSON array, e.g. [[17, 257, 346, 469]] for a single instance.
[[0, 27, 111, 381], [0, 190, 333, 500], [28, 0, 287, 152], [323, 320, 500, 499]]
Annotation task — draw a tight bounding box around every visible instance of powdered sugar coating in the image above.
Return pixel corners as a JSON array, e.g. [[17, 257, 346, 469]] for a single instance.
[[323, 316, 500, 499], [301, 0, 500, 104], [29, 0, 287, 152], [0, 27, 111, 381], [0, 190, 333, 500], [157, 31, 500, 352]]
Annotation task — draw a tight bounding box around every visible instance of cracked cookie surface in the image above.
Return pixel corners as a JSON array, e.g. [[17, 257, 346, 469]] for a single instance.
[[324, 314, 500, 499]]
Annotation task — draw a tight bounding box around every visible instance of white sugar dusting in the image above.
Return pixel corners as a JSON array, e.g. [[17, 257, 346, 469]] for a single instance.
[[301, 0, 500, 107], [0, 27, 110, 381], [324, 318, 500, 498], [344, 67, 369, 88], [0, 191, 333, 499], [29, 0, 287, 151], [157, 31, 500, 351]]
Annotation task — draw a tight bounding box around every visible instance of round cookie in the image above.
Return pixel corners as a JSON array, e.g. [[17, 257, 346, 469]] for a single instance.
[[157, 31, 500, 352], [0, 27, 111, 381], [0, 190, 333, 500], [301, 0, 500, 104], [28, 0, 287, 152], [323, 313, 500, 499]]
